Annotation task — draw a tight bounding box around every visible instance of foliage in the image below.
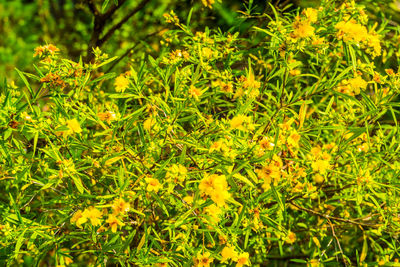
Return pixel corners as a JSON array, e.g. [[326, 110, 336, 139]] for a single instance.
[[1, 0, 400, 266]]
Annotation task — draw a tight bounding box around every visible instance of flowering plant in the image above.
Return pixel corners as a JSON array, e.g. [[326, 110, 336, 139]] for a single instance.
[[1, 0, 400, 266]]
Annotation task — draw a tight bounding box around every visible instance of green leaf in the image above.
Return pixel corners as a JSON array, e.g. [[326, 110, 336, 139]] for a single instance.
[[70, 174, 85, 193], [14, 228, 28, 259], [15, 68, 34, 98]]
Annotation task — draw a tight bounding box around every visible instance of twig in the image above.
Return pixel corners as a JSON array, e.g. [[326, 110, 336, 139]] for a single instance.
[[87, 0, 99, 16], [327, 219, 348, 266], [85, 0, 150, 63], [102, 0, 127, 20], [105, 30, 160, 73], [289, 200, 380, 228], [97, 0, 151, 47]]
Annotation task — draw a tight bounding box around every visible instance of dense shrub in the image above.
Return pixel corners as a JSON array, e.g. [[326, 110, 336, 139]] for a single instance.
[[1, 0, 400, 266]]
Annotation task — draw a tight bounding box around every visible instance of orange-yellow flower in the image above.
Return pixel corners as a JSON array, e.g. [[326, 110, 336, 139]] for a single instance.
[[311, 159, 330, 175], [70, 210, 84, 227], [285, 231, 297, 244], [79, 206, 103, 227], [112, 198, 130, 215], [229, 115, 253, 131], [146, 178, 162, 193], [199, 174, 230, 207], [292, 20, 315, 39], [106, 214, 125, 233], [235, 252, 250, 267], [335, 20, 368, 43], [303, 8, 318, 23], [33, 44, 60, 57], [98, 111, 117, 123], [221, 245, 238, 263], [287, 130, 301, 148], [189, 85, 203, 99], [195, 251, 213, 267], [201, 0, 215, 9]]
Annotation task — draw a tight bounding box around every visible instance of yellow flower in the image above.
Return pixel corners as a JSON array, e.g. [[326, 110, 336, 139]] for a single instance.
[[285, 231, 297, 244], [309, 259, 321, 267], [21, 111, 32, 121], [201, 0, 215, 9], [348, 76, 367, 95], [289, 69, 301, 76], [311, 159, 330, 175], [201, 47, 214, 59], [112, 198, 130, 215], [218, 81, 233, 93], [81, 206, 102, 227], [66, 118, 82, 134], [310, 146, 322, 159], [146, 178, 162, 193], [204, 204, 223, 223], [292, 19, 315, 39], [199, 174, 230, 207], [221, 245, 238, 263], [303, 8, 318, 23], [259, 137, 275, 151], [313, 174, 324, 184], [229, 115, 252, 131], [195, 251, 213, 267], [70, 210, 83, 227], [114, 75, 130, 92], [235, 252, 250, 267], [98, 111, 117, 123], [106, 214, 125, 233], [199, 174, 228, 195], [143, 116, 157, 132], [209, 140, 229, 153], [166, 164, 187, 183], [335, 20, 368, 43], [242, 71, 260, 90], [209, 189, 230, 207], [189, 85, 203, 99], [256, 164, 281, 190], [367, 32, 381, 57], [287, 130, 301, 148], [183, 195, 193, 205]]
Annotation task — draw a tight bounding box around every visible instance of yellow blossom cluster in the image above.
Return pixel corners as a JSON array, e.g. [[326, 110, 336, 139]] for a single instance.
[[229, 114, 254, 131], [114, 74, 130, 92], [70, 198, 130, 233], [33, 44, 60, 57], [336, 75, 368, 95], [335, 19, 381, 57], [166, 164, 187, 183], [221, 245, 250, 266], [199, 173, 230, 207], [256, 155, 283, 191], [308, 146, 332, 177]]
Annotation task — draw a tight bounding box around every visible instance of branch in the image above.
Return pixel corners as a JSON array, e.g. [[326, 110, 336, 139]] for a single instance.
[[105, 30, 160, 72], [327, 219, 349, 266], [85, 0, 129, 63], [289, 200, 381, 228], [97, 0, 151, 47], [87, 0, 99, 16], [102, 0, 128, 20]]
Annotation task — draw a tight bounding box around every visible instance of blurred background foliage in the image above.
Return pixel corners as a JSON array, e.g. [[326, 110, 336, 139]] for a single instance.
[[0, 0, 398, 81]]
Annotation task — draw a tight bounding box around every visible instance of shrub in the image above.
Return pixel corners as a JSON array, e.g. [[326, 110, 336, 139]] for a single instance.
[[1, 0, 400, 266]]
